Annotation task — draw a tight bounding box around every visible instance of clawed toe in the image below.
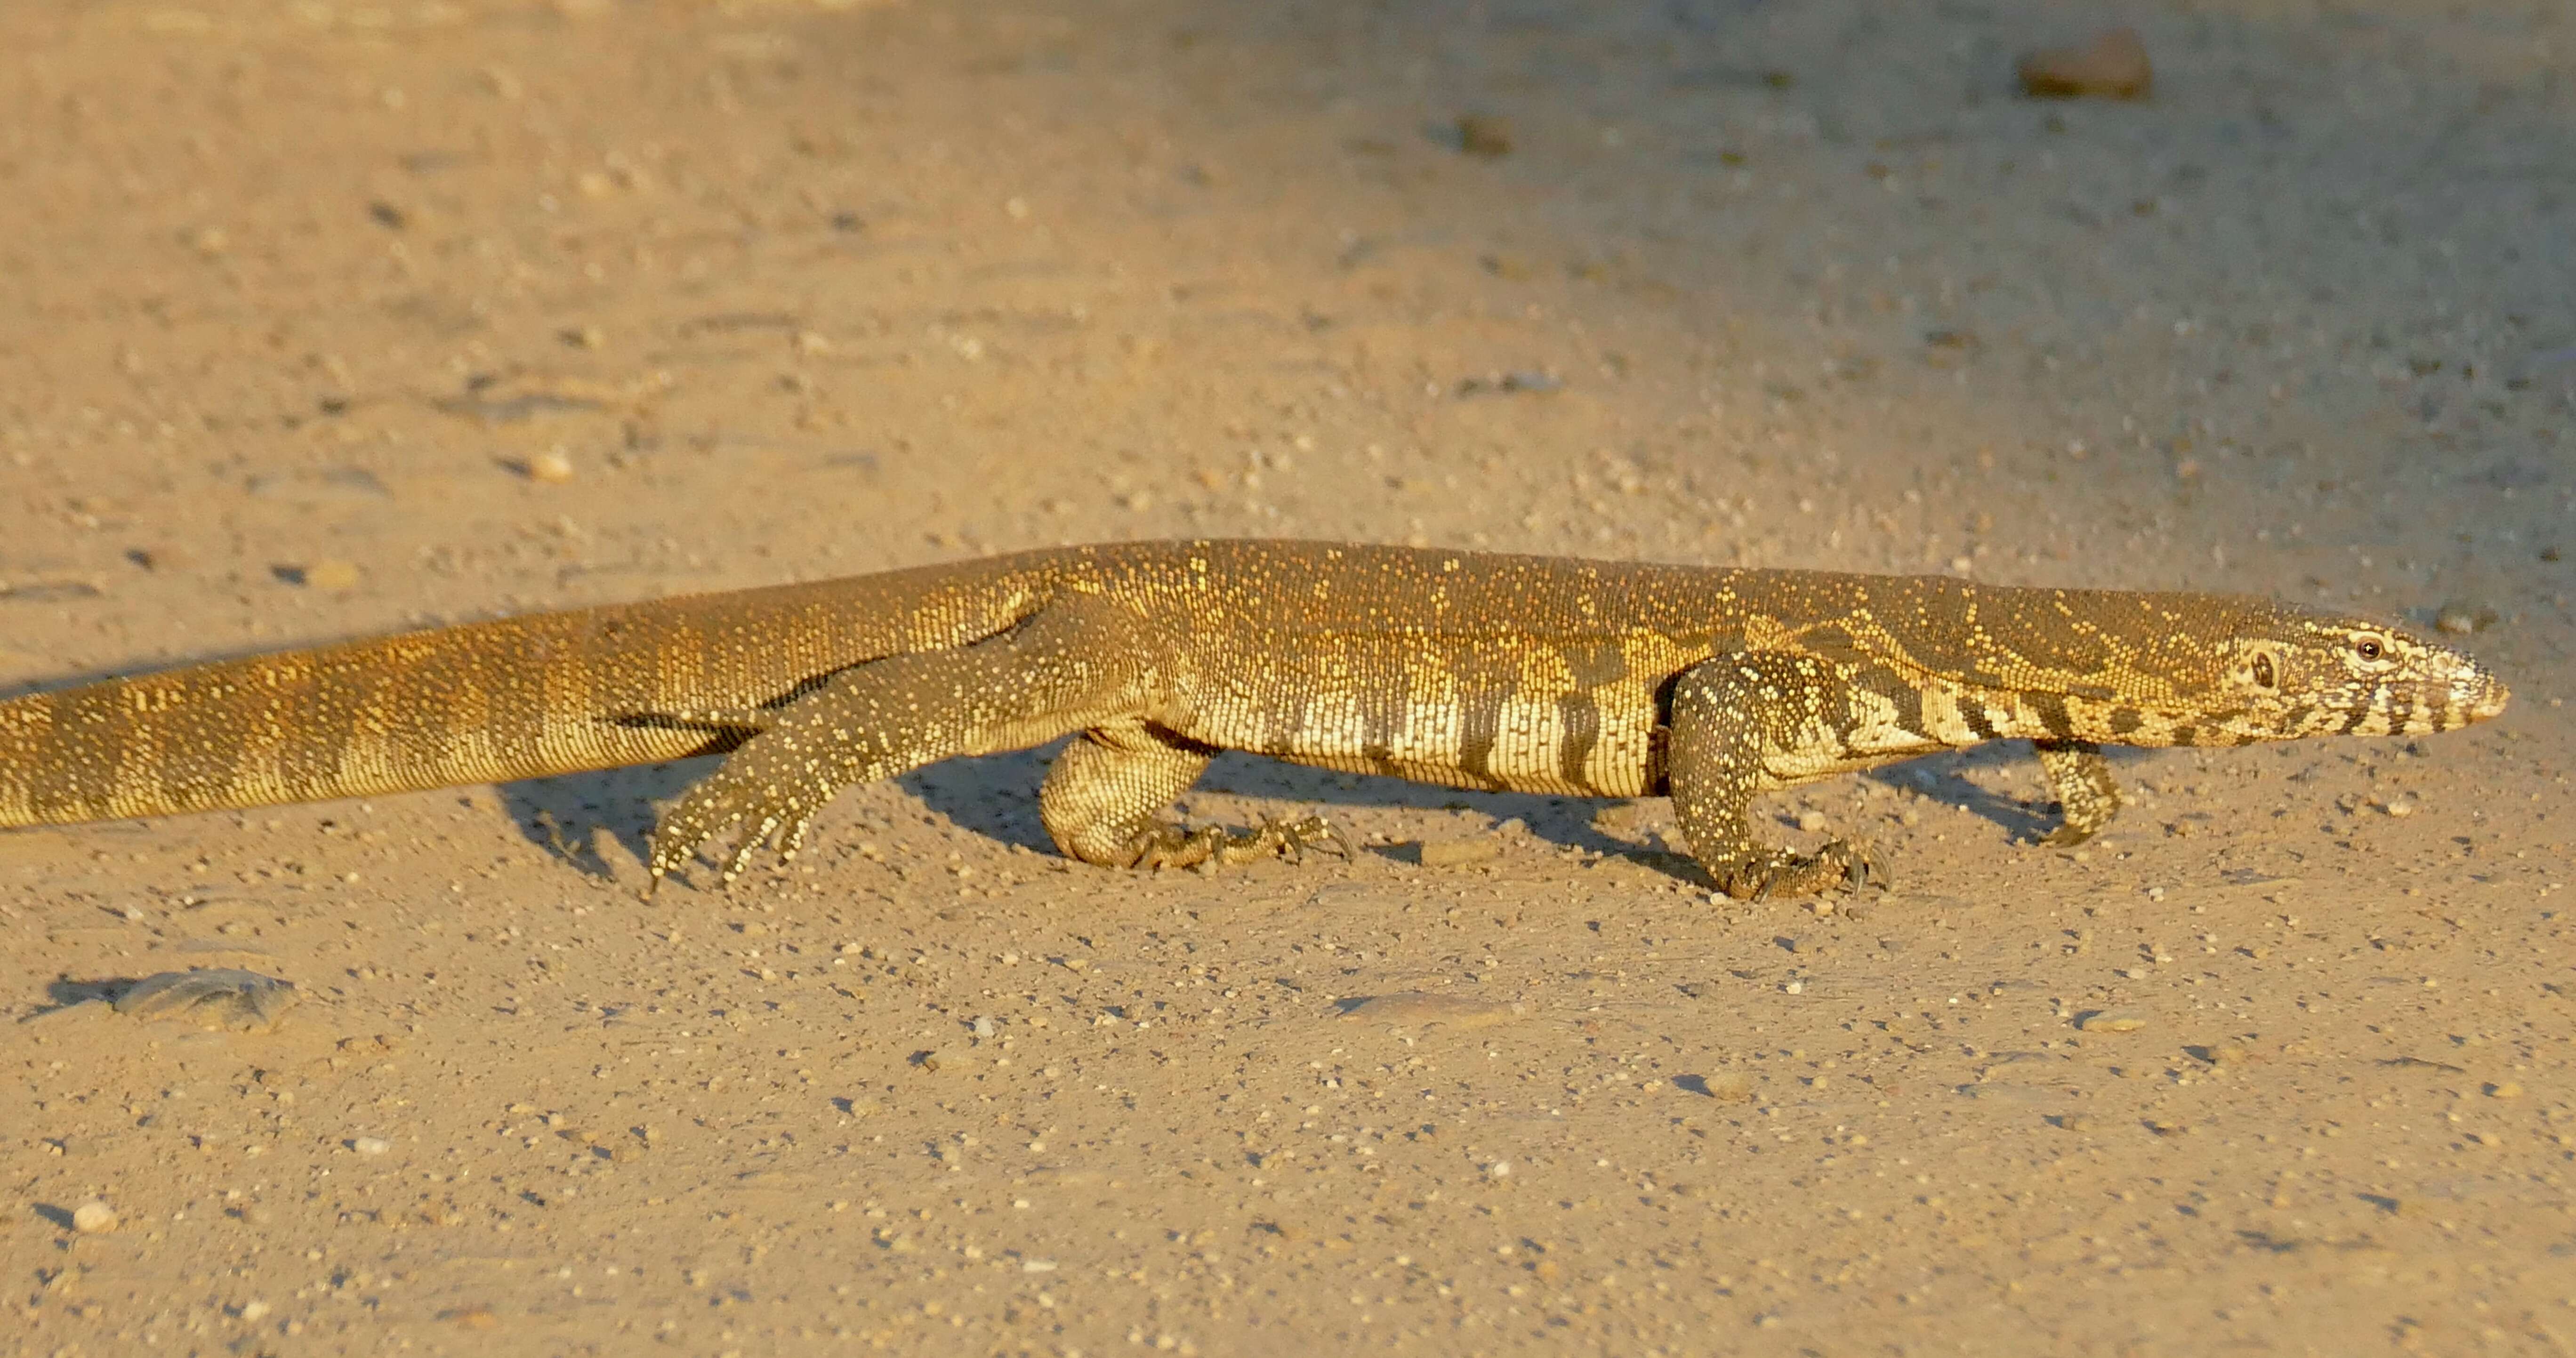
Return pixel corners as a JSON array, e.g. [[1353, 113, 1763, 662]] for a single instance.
[[645, 768, 834, 893], [1715, 839, 1881, 902], [1118, 812, 1349, 872], [1272, 814, 1353, 863]]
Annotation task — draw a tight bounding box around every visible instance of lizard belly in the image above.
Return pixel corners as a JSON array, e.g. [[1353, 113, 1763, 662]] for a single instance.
[[1167, 661, 1666, 798]]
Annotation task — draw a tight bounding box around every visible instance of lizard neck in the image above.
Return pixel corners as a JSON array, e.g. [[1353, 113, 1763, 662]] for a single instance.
[[1918, 680, 2255, 749]]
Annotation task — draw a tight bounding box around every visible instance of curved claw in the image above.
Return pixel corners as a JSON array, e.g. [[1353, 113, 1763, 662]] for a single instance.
[[1716, 839, 1880, 902], [1269, 813, 1344, 864], [1843, 842, 1886, 891]]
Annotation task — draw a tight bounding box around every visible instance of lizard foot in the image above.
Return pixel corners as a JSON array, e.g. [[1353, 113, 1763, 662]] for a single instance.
[[2040, 819, 2102, 850], [645, 760, 839, 893], [1712, 839, 1882, 902], [1122, 813, 1352, 871]]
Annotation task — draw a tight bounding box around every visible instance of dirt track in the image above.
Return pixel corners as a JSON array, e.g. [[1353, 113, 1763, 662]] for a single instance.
[[3, 2, 2571, 1353]]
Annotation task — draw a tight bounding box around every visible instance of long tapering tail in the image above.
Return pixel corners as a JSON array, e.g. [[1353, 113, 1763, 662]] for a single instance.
[[0, 557, 1043, 827]]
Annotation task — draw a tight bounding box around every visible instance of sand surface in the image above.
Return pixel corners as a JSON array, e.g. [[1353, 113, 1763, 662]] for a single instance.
[[3, 1, 2572, 1353]]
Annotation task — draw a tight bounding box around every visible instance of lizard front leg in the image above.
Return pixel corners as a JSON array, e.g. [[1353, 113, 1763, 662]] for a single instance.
[[1668, 652, 1884, 901], [645, 598, 1155, 889], [2033, 738, 2121, 845]]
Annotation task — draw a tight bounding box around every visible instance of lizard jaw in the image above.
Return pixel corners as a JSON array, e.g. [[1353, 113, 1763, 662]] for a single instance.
[[2458, 667, 2510, 724]]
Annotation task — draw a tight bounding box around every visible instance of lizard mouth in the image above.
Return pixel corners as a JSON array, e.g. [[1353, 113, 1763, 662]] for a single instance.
[[2460, 669, 2510, 723], [2370, 655, 2509, 735]]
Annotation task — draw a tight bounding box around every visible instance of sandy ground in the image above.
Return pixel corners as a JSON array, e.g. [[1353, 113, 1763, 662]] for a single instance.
[[2, 0, 2572, 1353]]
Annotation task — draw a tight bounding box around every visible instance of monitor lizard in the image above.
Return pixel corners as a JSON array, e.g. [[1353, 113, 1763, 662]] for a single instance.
[[0, 539, 2509, 899]]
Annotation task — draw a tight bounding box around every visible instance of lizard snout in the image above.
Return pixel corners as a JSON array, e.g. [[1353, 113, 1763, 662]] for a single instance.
[[2416, 645, 2509, 729], [2458, 667, 2509, 723]]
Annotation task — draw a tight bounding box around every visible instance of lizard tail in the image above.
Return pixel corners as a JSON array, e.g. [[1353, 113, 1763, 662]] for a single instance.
[[0, 559, 1043, 828]]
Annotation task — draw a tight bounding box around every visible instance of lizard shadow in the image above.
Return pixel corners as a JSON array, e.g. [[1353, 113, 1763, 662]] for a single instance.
[[492, 739, 2154, 883], [1194, 744, 2149, 871], [896, 747, 1655, 863], [492, 748, 1071, 882], [495, 762, 707, 882], [1860, 741, 2162, 845], [1188, 751, 1643, 858], [490, 741, 1640, 880]]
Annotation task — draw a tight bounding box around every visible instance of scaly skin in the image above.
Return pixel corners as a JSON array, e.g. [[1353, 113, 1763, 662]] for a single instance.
[[0, 540, 2510, 898]]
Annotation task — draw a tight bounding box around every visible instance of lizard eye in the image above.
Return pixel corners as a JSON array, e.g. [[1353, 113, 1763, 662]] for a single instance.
[[2354, 636, 2384, 662], [2250, 653, 2276, 689]]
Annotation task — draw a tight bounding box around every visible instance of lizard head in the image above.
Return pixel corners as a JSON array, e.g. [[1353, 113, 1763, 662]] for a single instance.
[[1856, 581, 2507, 748], [2205, 613, 2508, 741]]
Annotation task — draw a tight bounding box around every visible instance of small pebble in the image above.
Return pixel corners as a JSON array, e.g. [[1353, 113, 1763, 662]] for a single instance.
[[305, 559, 362, 592], [1795, 810, 1829, 833], [2486, 1081, 2524, 1099], [1700, 1071, 1754, 1102], [2378, 791, 2421, 819], [353, 1136, 392, 1156], [527, 448, 576, 483], [1593, 802, 1662, 837], [2078, 1007, 2151, 1033], [2434, 601, 2497, 635], [2016, 27, 2152, 100], [72, 1200, 118, 1234], [239, 1300, 273, 1322]]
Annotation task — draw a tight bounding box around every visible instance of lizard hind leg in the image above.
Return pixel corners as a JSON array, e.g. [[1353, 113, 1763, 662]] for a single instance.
[[645, 597, 1153, 891], [1040, 720, 1348, 870], [1667, 652, 1887, 901]]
